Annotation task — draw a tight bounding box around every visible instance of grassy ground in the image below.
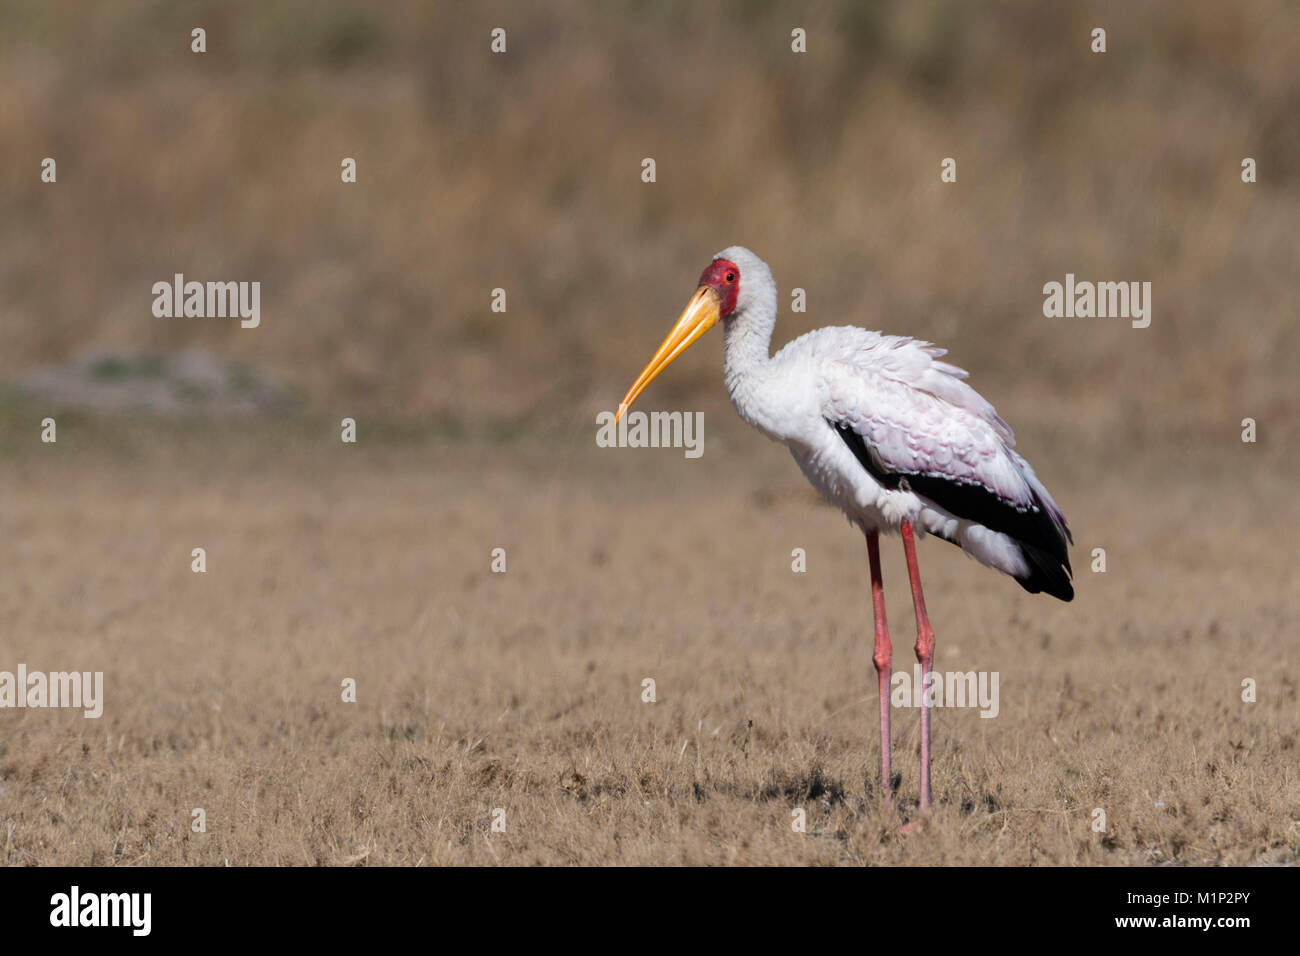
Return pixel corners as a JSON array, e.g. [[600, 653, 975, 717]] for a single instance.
[[1, 412, 1295, 865]]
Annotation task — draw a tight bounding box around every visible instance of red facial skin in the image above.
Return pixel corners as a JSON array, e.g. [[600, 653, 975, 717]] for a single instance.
[[698, 259, 740, 318]]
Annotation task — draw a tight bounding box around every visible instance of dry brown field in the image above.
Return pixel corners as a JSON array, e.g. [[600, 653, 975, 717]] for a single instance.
[[1, 416, 1296, 865]]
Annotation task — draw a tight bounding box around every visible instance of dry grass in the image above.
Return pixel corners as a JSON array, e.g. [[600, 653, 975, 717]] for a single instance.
[[1, 419, 1296, 865]]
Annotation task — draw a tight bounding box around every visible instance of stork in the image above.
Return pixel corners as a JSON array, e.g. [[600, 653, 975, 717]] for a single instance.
[[615, 247, 1073, 811]]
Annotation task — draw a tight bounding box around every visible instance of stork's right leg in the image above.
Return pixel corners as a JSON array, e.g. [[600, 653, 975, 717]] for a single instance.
[[866, 529, 891, 797], [900, 520, 935, 810]]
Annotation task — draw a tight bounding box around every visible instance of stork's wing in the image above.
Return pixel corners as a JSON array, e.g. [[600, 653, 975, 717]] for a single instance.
[[804, 328, 1073, 598]]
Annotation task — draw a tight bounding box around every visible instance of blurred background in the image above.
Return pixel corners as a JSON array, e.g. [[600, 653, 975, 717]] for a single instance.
[[1, 0, 1296, 437]]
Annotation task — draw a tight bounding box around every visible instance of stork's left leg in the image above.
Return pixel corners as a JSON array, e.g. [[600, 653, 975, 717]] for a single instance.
[[900, 521, 935, 810], [865, 529, 891, 798]]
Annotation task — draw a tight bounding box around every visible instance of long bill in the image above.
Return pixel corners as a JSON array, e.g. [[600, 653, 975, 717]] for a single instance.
[[615, 286, 720, 422]]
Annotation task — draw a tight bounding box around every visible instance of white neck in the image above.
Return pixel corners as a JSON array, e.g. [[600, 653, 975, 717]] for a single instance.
[[722, 277, 779, 434]]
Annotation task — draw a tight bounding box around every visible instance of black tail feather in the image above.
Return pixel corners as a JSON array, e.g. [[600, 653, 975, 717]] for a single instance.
[[1015, 542, 1074, 602]]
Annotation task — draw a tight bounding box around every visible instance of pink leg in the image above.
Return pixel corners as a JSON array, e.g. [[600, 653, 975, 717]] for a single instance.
[[866, 529, 891, 798], [900, 521, 935, 810]]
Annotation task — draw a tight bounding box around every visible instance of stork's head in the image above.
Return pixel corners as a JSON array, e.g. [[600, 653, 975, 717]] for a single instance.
[[616, 246, 767, 421]]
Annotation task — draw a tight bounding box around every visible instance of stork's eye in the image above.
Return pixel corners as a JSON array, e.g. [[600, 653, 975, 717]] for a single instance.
[[725, 272, 736, 283]]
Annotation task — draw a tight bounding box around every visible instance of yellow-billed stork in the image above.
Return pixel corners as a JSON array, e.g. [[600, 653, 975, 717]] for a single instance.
[[615, 246, 1073, 810]]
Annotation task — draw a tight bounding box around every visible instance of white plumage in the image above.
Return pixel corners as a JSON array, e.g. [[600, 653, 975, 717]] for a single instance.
[[713, 246, 1072, 597], [615, 245, 1074, 811]]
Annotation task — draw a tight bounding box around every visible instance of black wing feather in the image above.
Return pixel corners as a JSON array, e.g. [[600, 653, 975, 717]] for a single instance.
[[831, 420, 1073, 601]]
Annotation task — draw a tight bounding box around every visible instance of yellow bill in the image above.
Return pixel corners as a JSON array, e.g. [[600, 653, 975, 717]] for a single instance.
[[616, 286, 721, 422]]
